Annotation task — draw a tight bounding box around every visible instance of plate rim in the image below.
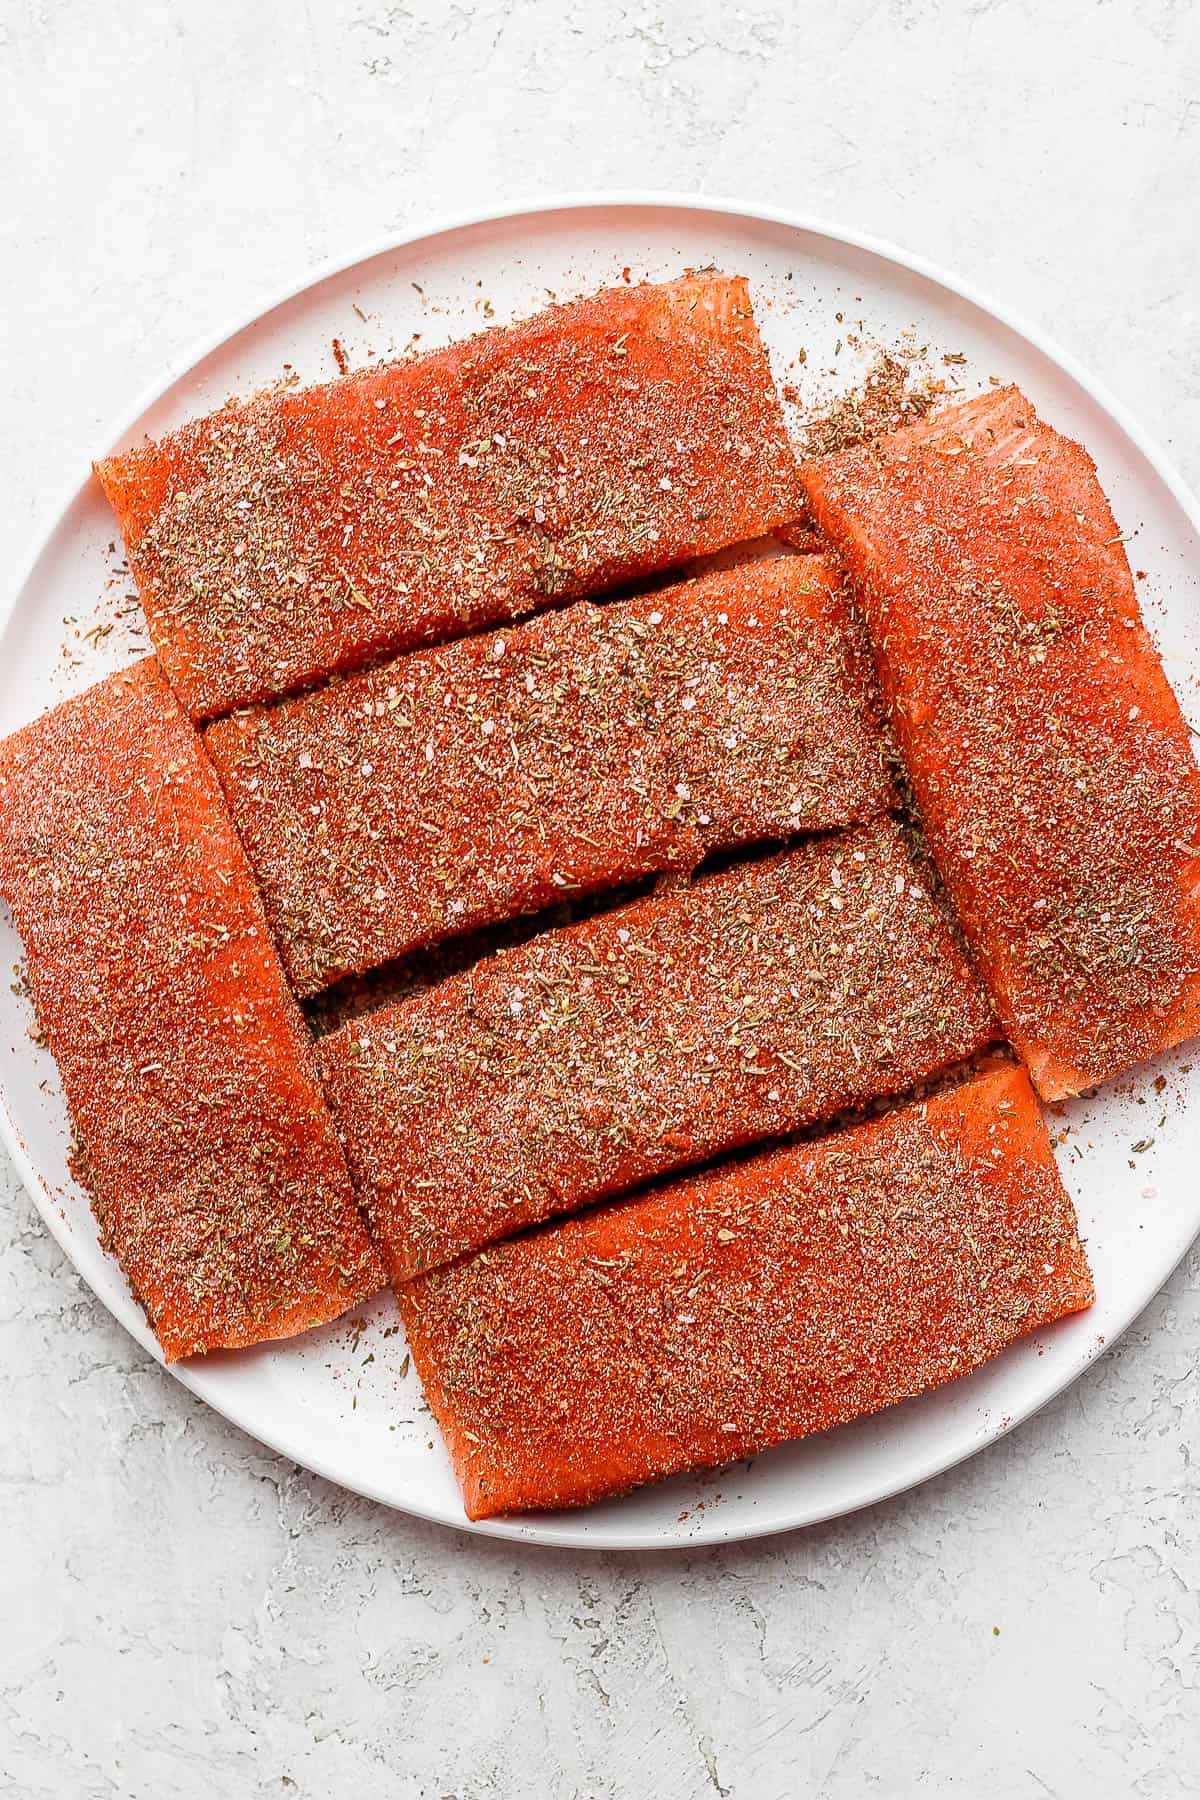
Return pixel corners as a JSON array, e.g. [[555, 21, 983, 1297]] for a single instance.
[[3, 189, 1199, 1551]]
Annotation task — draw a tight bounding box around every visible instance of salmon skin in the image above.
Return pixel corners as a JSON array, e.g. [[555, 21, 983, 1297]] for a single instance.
[[317, 816, 995, 1280], [801, 385, 1200, 1098], [398, 1061, 1093, 1518], [0, 661, 383, 1359], [96, 273, 801, 720], [207, 555, 897, 996]]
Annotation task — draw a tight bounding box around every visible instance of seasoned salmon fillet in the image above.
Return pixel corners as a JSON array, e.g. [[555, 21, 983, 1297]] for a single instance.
[[317, 816, 995, 1280], [0, 661, 383, 1359], [96, 274, 801, 719], [398, 1061, 1093, 1518], [207, 555, 897, 995], [801, 385, 1200, 1098]]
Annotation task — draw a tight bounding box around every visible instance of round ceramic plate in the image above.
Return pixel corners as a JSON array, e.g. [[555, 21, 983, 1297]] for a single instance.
[[2, 196, 1198, 1549]]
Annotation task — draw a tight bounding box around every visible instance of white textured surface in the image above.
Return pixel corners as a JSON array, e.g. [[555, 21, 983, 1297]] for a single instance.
[[2, 4, 1199, 1795]]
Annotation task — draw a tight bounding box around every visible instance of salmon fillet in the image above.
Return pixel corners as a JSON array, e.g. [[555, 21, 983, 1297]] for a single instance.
[[0, 661, 383, 1359], [317, 816, 995, 1280], [398, 1061, 1093, 1518], [207, 555, 897, 995], [96, 274, 801, 719], [801, 385, 1200, 1098]]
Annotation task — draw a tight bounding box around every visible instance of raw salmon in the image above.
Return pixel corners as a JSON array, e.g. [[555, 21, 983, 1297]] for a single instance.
[[207, 555, 897, 995], [317, 816, 995, 1280], [398, 1061, 1093, 1518], [96, 274, 801, 719], [801, 385, 1200, 1098], [0, 661, 383, 1359]]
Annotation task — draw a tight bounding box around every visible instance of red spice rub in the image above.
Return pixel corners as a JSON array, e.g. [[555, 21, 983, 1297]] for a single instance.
[[317, 816, 994, 1280], [96, 273, 801, 719], [398, 1061, 1093, 1518], [776, 523, 826, 555], [801, 385, 1200, 1098], [207, 555, 897, 995], [0, 661, 383, 1359]]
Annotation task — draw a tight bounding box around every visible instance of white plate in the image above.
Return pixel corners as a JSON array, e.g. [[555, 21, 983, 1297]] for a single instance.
[[3, 195, 1199, 1550]]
